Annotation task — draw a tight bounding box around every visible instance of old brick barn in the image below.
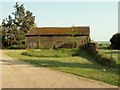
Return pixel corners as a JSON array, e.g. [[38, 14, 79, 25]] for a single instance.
[[26, 26, 91, 49]]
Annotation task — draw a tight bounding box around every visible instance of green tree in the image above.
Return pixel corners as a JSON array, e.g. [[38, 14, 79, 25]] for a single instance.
[[2, 2, 35, 48], [110, 33, 120, 49]]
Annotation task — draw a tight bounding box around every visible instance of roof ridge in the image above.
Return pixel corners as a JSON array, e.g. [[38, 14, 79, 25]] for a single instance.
[[33, 26, 89, 29]]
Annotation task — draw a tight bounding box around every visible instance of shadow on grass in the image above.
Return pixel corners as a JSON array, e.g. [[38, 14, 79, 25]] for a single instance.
[[72, 49, 98, 63], [21, 58, 119, 76], [21, 58, 103, 69]]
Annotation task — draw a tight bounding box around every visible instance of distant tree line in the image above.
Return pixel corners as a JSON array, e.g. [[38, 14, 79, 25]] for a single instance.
[[1, 2, 36, 49]]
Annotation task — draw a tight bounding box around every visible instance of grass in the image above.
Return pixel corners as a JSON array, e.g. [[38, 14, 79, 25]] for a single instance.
[[98, 49, 119, 65], [21, 49, 75, 58], [96, 41, 111, 49], [7, 49, 119, 86]]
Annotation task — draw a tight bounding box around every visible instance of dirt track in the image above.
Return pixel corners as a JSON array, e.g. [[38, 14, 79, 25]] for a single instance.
[[0, 50, 118, 88]]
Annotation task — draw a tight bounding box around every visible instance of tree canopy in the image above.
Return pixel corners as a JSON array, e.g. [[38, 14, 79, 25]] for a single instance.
[[1, 2, 36, 48], [110, 33, 120, 49]]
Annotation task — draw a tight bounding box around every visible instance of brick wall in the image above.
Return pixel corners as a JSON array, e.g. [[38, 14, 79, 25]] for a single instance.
[[26, 36, 90, 49]]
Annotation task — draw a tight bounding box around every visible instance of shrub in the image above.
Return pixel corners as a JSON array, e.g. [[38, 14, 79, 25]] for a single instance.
[[9, 44, 26, 49], [110, 33, 120, 49]]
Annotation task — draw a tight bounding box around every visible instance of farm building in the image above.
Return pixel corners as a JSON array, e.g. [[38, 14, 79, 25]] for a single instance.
[[26, 26, 91, 49]]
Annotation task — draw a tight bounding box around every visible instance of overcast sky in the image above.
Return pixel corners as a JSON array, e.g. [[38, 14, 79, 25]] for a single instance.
[[0, 1, 118, 41]]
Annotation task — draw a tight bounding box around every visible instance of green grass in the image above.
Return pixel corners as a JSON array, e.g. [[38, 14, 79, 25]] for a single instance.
[[96, 41, 110, 49], [7, 49, 119, 86], [98, 49, 119, 64], [21, 49, 75, 58]]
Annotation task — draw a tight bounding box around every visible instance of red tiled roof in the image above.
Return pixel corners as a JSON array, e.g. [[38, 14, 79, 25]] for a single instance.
[[26, 26, 90, 36]]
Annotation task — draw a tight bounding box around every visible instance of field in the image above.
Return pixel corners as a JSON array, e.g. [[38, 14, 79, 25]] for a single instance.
[[7, 48, 119, 86], [95, 41, 111, 49]]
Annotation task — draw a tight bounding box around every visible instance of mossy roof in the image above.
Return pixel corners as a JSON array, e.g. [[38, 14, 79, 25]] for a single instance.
[[26, 26, 90, 36]]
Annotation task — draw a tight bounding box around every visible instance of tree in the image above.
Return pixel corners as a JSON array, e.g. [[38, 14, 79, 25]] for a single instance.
[[110, 33, 120, 49], [1, 2, 35, 48]]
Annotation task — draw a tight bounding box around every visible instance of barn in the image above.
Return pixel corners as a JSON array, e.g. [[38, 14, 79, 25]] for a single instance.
[[26, 26, 91, 49]]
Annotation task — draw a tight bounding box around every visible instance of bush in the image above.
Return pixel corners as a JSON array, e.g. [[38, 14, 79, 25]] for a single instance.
[[9, 44, 26, 49], [110, 33, 120, 49]]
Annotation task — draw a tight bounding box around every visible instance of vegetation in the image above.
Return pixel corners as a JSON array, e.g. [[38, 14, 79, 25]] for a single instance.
[[96, 41, 110, 49], [1, 2, 35, 49], [110, 33, 120, 49], [22, 48, 117, 67], [22, 49, 75, 58], [7, 49, 119, 86], [98, 49, 119, 65]]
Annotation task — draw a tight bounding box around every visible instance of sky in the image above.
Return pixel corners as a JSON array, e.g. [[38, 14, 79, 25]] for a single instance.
[[0, 1, 118, 41]]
